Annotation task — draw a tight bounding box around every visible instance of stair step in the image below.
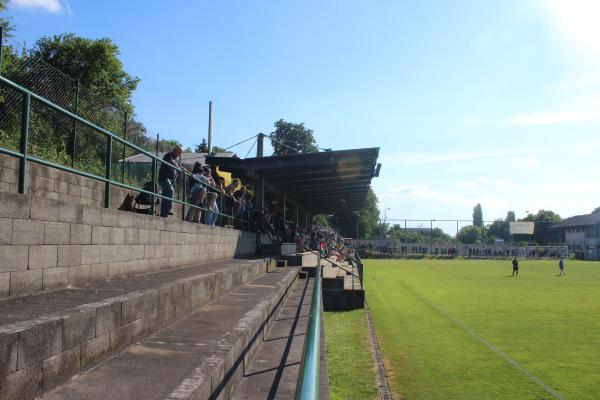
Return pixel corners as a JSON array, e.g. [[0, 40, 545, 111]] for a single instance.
[[0, 258, 275, 400], [41, 268, 299, 400], [231, 276, 313, 399]]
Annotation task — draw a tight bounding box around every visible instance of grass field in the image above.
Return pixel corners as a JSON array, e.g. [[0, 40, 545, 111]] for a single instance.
[[365, 259, 600, 400], [324, 309, 379, 400]]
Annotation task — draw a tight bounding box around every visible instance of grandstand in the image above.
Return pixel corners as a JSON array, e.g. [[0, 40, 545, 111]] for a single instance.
[[0, 40, 379, 400]]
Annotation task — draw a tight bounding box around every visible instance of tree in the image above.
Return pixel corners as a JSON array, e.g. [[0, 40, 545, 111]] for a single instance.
[[389, 225, 452, 243], [592, 207, 600, 214], [473, 203, 483, 227], [157, 139, 182, 153], [195, 139, 208, 153], [515, 209, 561, 245], [457, 225, 482, 244], [505, 211, 516, 222], [0, 0, 13, 33], [333, 187, 380, 238], [270, 119, 318, 155], [486, 219, 510, 242], [29, 34, 140, 114], [193, 139, 227, 154], [312, 214, 331, 227]]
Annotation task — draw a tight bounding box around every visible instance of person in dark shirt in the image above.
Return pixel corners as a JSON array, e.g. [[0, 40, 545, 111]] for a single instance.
[[558, 256, 565, 276], [158, 146, 183, 217], [512, 256, 519, 277]]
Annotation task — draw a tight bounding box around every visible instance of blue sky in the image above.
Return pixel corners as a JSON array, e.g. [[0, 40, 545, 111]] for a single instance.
[[3, 0, 600, 230]]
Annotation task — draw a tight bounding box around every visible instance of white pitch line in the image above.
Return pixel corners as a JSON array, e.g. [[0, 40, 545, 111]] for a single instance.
[[401, 282, 565, 400]]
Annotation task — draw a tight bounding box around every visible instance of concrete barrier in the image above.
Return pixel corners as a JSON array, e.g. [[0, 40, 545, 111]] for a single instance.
[[0, 258, 276, 400], [0, 190, 258, 299]]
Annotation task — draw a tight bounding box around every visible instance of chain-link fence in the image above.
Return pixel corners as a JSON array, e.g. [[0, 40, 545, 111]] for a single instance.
[[0, 54, 167, 190]]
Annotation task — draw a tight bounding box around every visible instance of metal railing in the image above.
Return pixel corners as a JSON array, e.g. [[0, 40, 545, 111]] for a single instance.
[[0, 71, 249, 228], [296, 248, 322, 400]]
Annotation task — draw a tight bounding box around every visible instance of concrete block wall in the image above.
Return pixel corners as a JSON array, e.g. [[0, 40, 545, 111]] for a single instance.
[[0, 258, 276, 400], [0, 190, 257, 299], [0, 153, 184, 215]]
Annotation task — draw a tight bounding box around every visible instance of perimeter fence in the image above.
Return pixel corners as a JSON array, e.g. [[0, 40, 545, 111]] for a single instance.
[[0, 33, 252, 229]]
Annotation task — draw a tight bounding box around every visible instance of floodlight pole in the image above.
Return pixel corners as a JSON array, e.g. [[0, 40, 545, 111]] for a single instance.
[[207, 100, 213, 155]]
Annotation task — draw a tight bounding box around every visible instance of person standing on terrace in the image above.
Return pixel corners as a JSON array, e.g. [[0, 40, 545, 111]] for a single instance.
[[158, 146, 183, 217]]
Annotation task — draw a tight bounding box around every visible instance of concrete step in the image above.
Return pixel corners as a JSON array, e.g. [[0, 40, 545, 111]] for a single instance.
[[231, 276, 317, 399], [40, 267, 299, 400], [0, 258, 276, 400]]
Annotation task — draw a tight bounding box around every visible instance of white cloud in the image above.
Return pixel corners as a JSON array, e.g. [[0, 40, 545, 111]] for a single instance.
[[494, 179, 520, 189], [380, 149, 532, 166], [11, 0, 62, 13], [510, 156, 540, 167], [506, 110, 600, 125]]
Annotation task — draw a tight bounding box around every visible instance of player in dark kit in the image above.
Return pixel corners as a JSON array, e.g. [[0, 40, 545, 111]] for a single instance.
[[512, 257, 519, 276]]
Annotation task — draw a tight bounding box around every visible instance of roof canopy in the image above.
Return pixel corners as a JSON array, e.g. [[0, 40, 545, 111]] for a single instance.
[[548, 213, 600, 230], [206, 147, 380, 214]]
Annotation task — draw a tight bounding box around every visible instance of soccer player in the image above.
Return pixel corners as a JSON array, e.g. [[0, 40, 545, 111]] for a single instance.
[[558, 256, 565, 276], [512, 256, 519, 277]]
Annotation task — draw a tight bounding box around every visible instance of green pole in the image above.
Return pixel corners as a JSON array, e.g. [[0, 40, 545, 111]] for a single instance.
[[151, 134, 159, 215], [18, 93, 31, 194], [104, 136, 112, 208], [70, 79, 79, 167], [122, 112, 127, 183], [0, 25, 4, 76], [296, 249, 322, 400]]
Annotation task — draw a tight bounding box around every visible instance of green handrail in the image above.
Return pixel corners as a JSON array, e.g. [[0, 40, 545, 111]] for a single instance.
[[296, 249, 322, 400], [0, 74, 249, 226]]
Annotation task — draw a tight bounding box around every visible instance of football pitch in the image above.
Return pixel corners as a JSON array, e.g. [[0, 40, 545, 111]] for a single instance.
[[365, 259, 600, 400]]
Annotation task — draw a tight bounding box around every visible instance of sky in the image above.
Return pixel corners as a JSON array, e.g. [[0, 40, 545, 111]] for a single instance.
[[3, 0, 600, 231]]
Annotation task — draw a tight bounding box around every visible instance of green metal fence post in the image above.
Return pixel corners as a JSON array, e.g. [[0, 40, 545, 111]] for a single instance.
[[70, 78, 79, 167], [122, 112, 127, 183], [181, 173, 186, 222], [151, 134, 159, 216], [18, 93, 31, 194], [104, 136, 112, 208], [0, 25, 4, 76]]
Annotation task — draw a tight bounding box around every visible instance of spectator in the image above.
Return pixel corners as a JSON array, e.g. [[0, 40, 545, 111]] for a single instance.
[[158, 146, 184, 218], [185, 162, 207, 223], [232, 186, 247, 216], [224, 178, 241, 215], [202, 166, 220, 226]]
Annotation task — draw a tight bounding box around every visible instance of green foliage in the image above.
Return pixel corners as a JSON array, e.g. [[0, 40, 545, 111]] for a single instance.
[[367, 259, 600, 400], [515, 209, 561, 245], [593, 207, 600, 214], [325, 309, 379, 400], [269, 119, 318, 155], [505, 210, 516, 222], [457, 225, 482, 244], [0, 0, 13, 34], [388, 225, 452, 243], [312, 214, 331, 227], [195, 138, 208, 153], [472, 203, 483, 227], [30, 34, 139, 114], [333, 187, 380, 238], [486, 219, 510, 242], [193, 139, 227, 154], [157, 139, 182, 153]]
